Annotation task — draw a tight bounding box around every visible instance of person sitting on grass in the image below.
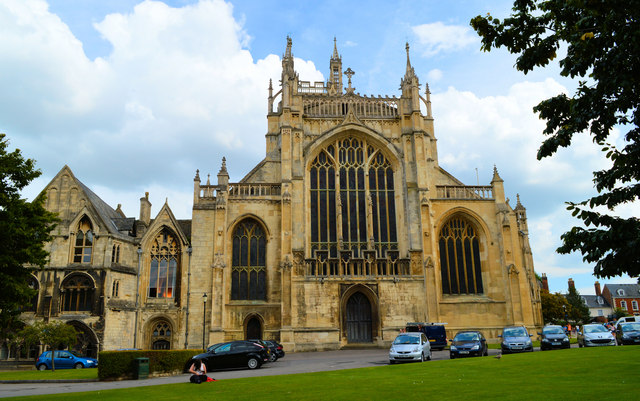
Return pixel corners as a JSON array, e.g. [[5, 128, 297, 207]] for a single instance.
[[188, 359, 214, 383]]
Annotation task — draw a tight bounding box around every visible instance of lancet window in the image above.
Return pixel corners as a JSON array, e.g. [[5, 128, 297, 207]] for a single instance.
[[310, 136, 397, 260], [231, 219, 267, 300], [61, 274, 94, 312], [148, 229, 180, 299], [73, 217, 94, 264], [438, 217, 484, 295]]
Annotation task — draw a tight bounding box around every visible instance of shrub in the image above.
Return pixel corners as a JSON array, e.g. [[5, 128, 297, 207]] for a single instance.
[[98, 349, 203, 380]]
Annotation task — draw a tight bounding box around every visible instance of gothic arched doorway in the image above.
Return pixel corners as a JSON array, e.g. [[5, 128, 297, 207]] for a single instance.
[[346, 292, 372, 343], [245, 317, 262, 340], [67, 321, 99, 358]]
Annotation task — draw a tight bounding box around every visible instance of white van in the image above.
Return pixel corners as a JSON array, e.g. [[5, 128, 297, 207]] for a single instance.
[[615, 316, 640, 328]]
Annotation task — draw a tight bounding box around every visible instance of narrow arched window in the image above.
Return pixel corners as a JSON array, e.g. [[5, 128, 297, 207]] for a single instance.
[[148, 230, 180, 299], [111, 244, 120, 264], [61, 274, 94, 312], [231, 219, 266, 300], [25, 276, 39, 312], [438, 217, 484, 295], [73, 217, 94, 264], [151, 321, 172, 350]]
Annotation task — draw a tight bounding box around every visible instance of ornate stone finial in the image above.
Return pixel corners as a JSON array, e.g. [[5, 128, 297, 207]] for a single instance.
[[219, 157, 228, 174], [344, 67, 355, 94], [145, 192, 149, 199], [206, 174, 211, 186], [194, 169, 200, 181], [332, 36, 340, 60], [491, 165, 504, 183], [285, 35, 292, 59]]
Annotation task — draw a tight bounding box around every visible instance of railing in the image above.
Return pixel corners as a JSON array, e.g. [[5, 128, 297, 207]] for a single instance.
[[298, 81, 327, 94], [198, 185, 219, 199], [228, 183, 281, 198], [435, 185, 493, 200], [304, 249, 410, 278], [302, 96, 399, 118]]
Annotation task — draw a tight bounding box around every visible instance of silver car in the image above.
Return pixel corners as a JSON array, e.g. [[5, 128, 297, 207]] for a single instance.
[[578, 324, 616, 347], [389, 332, 431, 364]]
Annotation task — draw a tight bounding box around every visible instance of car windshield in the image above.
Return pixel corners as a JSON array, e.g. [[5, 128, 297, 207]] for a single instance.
[[454, 333, 479, 341], [584, 325, 608, 333], [543, 327, 565, 335], [503, 328, 527, 337], [393, 335, 420, 345], [622, 323, 640, 332]]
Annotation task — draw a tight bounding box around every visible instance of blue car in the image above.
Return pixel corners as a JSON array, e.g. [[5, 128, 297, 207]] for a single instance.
[[36, 350, 98, 370]]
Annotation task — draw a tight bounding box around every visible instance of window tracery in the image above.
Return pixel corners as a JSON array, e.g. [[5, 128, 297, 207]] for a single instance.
[[438, 216, 484, 295], [151, 321, 172, 350], [148, 230, 180, 299], [231, 219, 266, 300], [61, 274, 94, 312], [73, 217, 93, 264], [310, 136, 397, 260]]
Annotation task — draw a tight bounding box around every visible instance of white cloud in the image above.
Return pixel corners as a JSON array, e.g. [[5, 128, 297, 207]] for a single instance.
[[427, 68, 443, 82], [1, 0, 324, 219], [412, 22, 477, 57]]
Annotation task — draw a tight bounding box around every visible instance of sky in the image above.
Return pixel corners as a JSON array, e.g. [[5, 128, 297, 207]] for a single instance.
[[1, 0, 637, 295]]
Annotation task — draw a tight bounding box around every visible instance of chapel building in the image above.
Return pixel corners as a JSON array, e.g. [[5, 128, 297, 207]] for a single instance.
[[17, 38, 542, 356]]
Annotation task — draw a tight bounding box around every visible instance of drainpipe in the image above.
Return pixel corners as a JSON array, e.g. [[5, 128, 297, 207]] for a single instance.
[[133, 247, 142, 348], [184, 246, 192, 349]]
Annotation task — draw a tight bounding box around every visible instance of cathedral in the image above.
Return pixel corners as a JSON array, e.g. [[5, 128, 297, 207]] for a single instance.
[[17, 38, 542, 357]]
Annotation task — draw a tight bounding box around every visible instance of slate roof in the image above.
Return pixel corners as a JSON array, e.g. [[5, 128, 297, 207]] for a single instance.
[[604, 283, 640, 298], [581, 295, 611, 309]]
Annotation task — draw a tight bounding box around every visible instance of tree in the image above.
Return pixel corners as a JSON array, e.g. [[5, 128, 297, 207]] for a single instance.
[[471, 1, 640, 279], [540, 290, 571, 324], [612, 307, 629, 320], [0, 133, 58, 337], [565, 286, 591, 324], [19, 321, 77, 371]]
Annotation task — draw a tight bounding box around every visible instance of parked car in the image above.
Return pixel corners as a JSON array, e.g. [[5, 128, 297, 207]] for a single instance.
[[615, 322, 640, 345], [247, 339, 275, 362], [578, 324, 616, 347], [499, 326, 534, 354], [265, 340, 285, 359], [36, 350, 98, 370], [389, 332, 431, 364], [405, 322, 447, 350], [185, 340, 269, 371], [449, 330, 488, 359], [538, 325, 570, 350], [615, 316, 640, 329]]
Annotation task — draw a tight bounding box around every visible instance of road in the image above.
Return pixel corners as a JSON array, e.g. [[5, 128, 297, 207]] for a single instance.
[[0, 347, 503, 398]]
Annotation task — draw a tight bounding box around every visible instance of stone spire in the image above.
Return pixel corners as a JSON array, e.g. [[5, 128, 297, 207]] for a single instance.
[[329, 37, 343, 94], [425, 83, 433, 118], [400, 42, 419, 103], [217, 157, 229, 187], [282, 36, 295, 80]]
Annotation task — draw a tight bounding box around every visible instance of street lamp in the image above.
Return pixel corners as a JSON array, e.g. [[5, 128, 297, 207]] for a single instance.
[[202, 293, 208, 350]]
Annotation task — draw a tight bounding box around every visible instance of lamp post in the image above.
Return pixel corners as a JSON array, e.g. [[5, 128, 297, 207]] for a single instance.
[[202, 293, 208, 350]]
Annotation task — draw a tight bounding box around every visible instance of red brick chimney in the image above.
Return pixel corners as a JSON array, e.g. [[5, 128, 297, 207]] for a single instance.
[[594, 281, 601, 296], [541, 273, 549, 291], [568, 278, 575, 290]]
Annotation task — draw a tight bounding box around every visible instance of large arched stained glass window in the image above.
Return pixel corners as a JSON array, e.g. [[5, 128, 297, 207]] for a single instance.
[[73, 217, 94, 264], [310, 136, 397, 259], [148, 230, 180, 299], [438, 217, 484, 295], [231, 219, 266, 300], [61, 274, 94, 312]]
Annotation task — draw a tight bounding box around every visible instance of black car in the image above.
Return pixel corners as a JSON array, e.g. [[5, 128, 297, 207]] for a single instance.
[[538, 325, 570, 350], [185, 340, 269, 371], [616, 322, 640, 345], [265, 340, 285, 359], [247, 339, 276, 362], [449, 331, 488, 359]]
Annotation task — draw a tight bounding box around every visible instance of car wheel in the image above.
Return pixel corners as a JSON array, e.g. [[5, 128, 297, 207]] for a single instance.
[[269, 353, 278, 362], [483, 349, 488, 357], [450, 354, 455, 359], [74, 363, 84, 369], [389, 360, 395, 365], [427, 350, 432, 361], [247, 357, 260, 369], [37, 364, 47, 371], [421, 352, 425, 362]]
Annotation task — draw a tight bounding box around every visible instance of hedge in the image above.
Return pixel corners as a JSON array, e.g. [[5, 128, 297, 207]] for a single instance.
[[98, 349, 203, 380]]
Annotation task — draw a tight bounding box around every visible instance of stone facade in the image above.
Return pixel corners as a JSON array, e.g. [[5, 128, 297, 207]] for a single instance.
[[19, 38, 542, 355]]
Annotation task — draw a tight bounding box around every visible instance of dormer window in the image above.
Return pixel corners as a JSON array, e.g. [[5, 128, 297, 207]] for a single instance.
[[597, 296, 604, 305], [617, 289, 625, 296], [73, 217, 94, 264]]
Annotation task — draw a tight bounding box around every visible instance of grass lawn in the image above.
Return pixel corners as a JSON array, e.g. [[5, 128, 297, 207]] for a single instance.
[[0, 368, 97, 381], [6, 346, 640, 400]]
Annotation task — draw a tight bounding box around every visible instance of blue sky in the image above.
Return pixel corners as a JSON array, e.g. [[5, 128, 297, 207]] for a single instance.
[[1, 0, 636, 294]]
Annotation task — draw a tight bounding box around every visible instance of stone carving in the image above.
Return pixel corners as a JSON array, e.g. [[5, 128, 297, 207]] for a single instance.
[[213, 252, 226, 269], [280, 255, 293, 270]]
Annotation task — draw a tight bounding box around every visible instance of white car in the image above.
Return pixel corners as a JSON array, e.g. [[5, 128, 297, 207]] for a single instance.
[[389, 332, 431, 364], [578, 324, 616, 347]]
